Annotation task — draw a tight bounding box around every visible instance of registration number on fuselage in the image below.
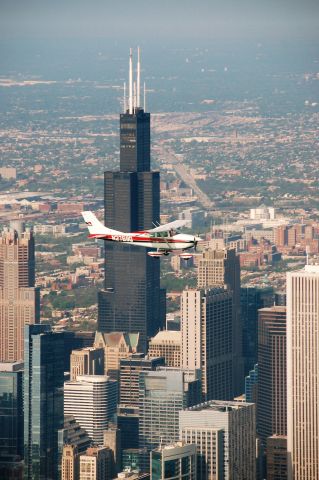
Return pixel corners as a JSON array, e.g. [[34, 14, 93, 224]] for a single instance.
[[111, 235, 133, 242]]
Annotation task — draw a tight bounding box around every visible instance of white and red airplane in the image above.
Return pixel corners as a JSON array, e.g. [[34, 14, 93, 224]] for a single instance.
[[82, 211, 201, 259]]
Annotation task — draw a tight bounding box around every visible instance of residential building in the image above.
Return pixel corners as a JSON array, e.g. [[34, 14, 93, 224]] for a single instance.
[[24, 324, 64, 480], [0, 226, 40, 362], [287, 265, 319, 478], [70, 347, 104, 381], [197, 248, 243, 395], [258, 306, 286, 442], [148, 331, 181, 367], [150, 442, 197, 480], [181, 287, 234, 400], [180, 400, 256, 480], [64, 375, 117, 445]]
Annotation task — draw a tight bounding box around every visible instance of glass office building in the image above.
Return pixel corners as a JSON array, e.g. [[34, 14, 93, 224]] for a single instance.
[[24, 324, 64, 480], [151, 443, 197, 480], [0, 362, 24, 479]]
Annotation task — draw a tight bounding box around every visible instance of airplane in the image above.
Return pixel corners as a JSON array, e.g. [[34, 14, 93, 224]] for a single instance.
[[82, 211, 201, 259]]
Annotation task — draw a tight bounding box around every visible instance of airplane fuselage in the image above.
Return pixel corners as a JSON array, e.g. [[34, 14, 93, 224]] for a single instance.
[[89, 232, 196, 252]]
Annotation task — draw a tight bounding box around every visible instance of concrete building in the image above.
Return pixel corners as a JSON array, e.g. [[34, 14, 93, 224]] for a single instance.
[[150, 442, 197, 480], [139, 368, 201, 468], [64, 375, 117, 445], [180, 400, 256, 480], [197, 248, 243, 396], [94, 331, 140, 380], [148, 331, 181, 367], [257, 306, 287, 442], [287, 265, 319, 479], [70, 347, 104, 381], [267, 436, 287, 480], [181, 287, 234, 400], [250, 206, 275, 221], [79, 446, 112, 480], [58, 416, 92, 480], [0, 227, 40, 362], [120, 354, 165, 407]]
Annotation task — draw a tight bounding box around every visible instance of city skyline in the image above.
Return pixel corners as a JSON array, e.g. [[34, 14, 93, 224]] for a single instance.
[[0, 5, 318, 477]]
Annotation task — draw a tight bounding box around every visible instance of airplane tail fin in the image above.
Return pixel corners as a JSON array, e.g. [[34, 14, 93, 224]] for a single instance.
[[82, 211, 122, 236]]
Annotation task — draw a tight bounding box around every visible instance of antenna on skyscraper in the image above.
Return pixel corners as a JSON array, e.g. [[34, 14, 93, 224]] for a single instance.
[[137, 46, 141, 107], [133, 81, 137, 110], [123, 82, 127, 112], [143, 81, 146, 112], [129, 48, 133, 114]]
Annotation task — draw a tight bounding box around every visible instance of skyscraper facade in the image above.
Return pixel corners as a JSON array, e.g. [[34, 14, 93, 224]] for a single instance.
[[139, 368, 201, 468], [64, 375, 118, 445], [257, 306, 286, 442], [181, 287, 234, 400], [197, 248, 243, 395], [287, 265, 319, 479], [98, 50, 161, 351], [241, 286, 263, 375], [0, 361, 24, 480], [180, 400, 256, 480], [24, 324, 64, 480], [150, 442, 197, 480], [0, 227, 40, 362]]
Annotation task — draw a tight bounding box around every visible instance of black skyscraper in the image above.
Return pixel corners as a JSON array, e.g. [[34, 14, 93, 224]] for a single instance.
[[98, 50, 162, 351]]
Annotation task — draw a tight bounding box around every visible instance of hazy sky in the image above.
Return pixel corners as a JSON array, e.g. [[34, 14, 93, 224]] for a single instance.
[[1, 0, 318, 42]]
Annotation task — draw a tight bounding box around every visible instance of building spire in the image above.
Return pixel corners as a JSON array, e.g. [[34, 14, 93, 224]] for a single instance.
[[123, 82, 126, 112], [137, 46, 141, 108], [129, 48, 133, 114]]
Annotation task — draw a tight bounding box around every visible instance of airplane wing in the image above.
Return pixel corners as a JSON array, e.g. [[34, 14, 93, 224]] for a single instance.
[[146, 219, 188, 233]]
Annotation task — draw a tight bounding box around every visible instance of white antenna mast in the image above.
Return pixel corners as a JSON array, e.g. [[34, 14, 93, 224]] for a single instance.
[[137, 46, 141, 108], [129, 48, 133, 114], [143, 81, 146, 112], [133, 81, 136, 110], [123, 82, 126, 112]]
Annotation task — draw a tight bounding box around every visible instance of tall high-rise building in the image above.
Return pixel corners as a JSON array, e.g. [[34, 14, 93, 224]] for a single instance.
[[197, 248, 243, 394], [257, 306, 286, 442], [241, 287, 263, 374], [98, 49, 162, 351], [0, 226, 40, 362], [267, 436, 288, 480], [181, 287, 234, 400], [70, 347, 104, 381], [94, 331, 141, 380], [287, 265, 319, 478], [139, 367, 201, 468], [148, 330, 181, 367], [58, 416, 92, 480], [120, 353, 165, 407], [24, 324, 64, 480], [64, 375, 118, 445], [0, 362, 24, 480], [180, 400, 256, 480], [79, 446, 113, 480], [150, 442, 197, 480]]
